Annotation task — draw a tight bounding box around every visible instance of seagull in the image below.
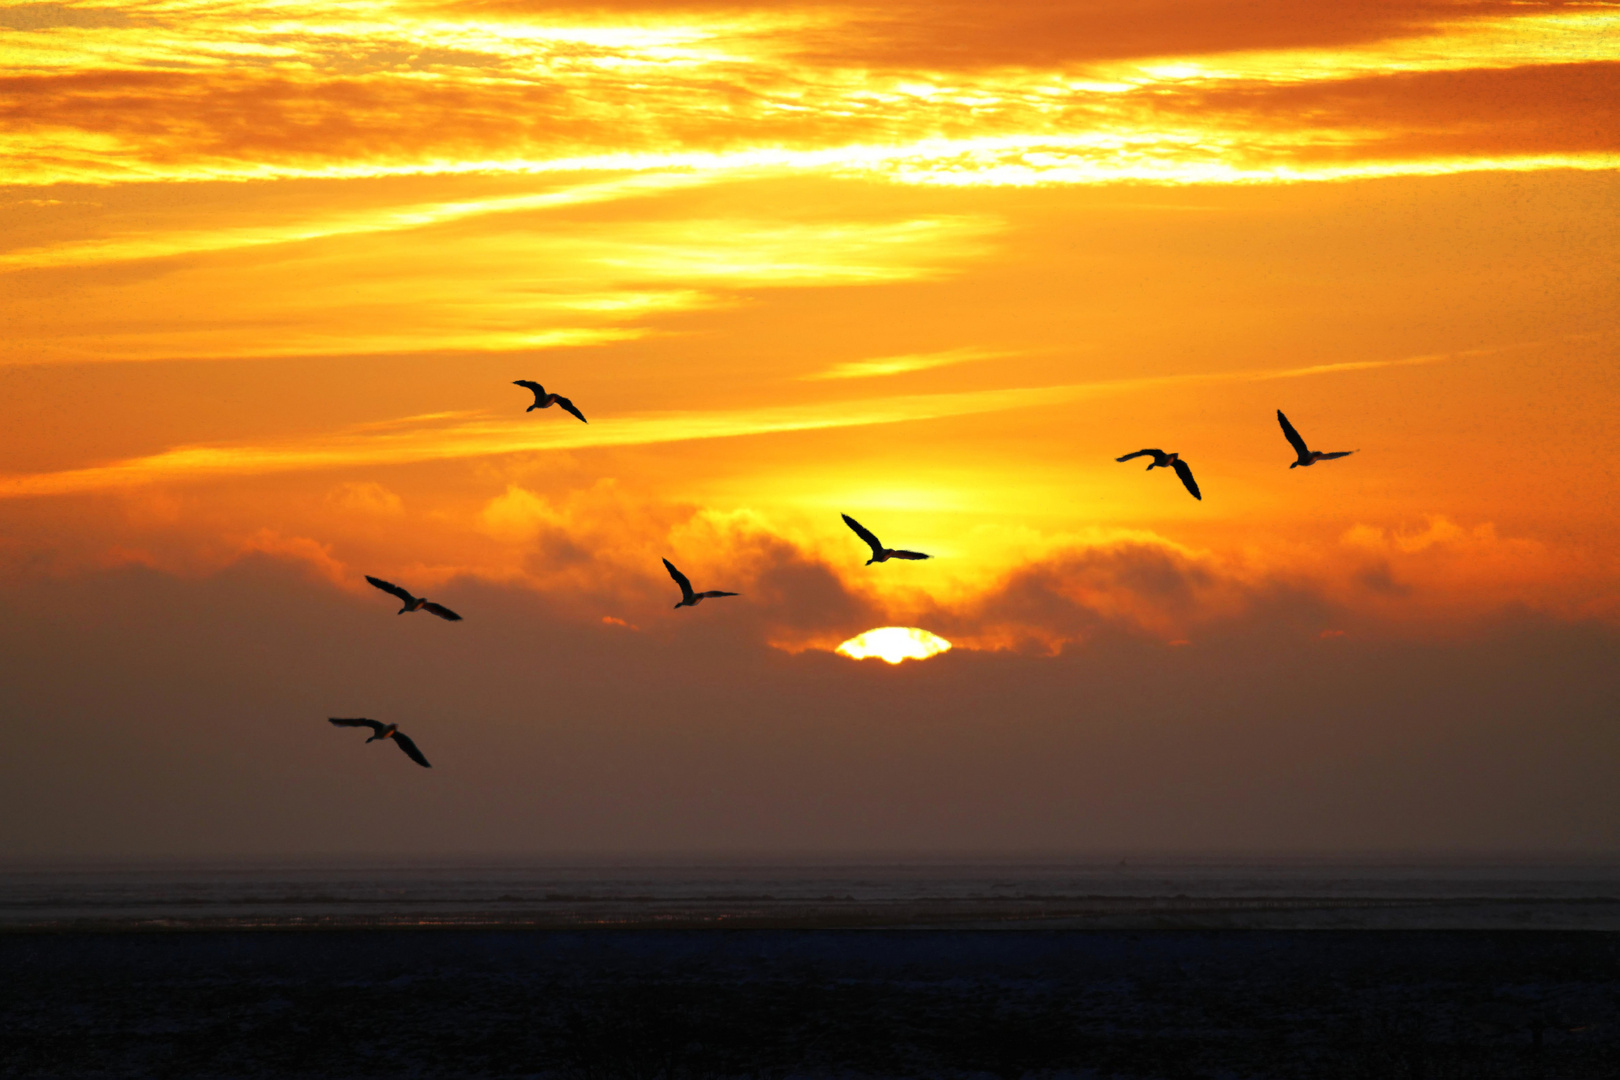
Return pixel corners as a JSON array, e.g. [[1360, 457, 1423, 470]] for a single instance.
[[513, 380, 587, 423], [365, 576, 463, 621], [842, 514, 931, 565], [328, 718, 432, 768], [663, 558, 738, 609], [1115, 449, 1201, 501], [1277, 410, 1356, 468]]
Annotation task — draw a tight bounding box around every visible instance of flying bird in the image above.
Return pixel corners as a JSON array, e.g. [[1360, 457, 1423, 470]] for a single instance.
[[842, 514, 931, 565], [663, 558, 738, 609], [328, 718, 432, 768], [1115, 449, 1201, 500], [1277, 410, 1356, 468], [365, 576, 463, 621], [513, 380, 587, 423]]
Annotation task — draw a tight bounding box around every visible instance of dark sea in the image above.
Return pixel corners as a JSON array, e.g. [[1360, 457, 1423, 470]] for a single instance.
[[6, 859, 1620, 1077]]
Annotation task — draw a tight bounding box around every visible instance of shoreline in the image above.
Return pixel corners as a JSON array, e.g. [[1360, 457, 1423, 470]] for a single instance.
[[7, 895, 1620, 932]]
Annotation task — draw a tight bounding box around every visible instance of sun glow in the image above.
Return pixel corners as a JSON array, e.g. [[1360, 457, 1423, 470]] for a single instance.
[[836, 627, 952, 665]]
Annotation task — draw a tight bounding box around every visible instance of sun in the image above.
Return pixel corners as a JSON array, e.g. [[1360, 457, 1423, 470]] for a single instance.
[[835, 627, 952, 665]]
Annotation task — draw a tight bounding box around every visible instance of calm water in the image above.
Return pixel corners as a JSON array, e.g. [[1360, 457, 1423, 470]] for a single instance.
[[4, 857, 1620, 930]]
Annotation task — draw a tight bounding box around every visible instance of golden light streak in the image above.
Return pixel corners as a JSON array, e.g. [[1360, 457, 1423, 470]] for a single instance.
[[0, 171, 717, 272], [804, 347, 1010, 381], [1098, 10, 1620, 85], [835, 627, 952, 664], [0, 346, 1512, 498], [7, 133, 1617, 192], [56, 328, 647, 363]]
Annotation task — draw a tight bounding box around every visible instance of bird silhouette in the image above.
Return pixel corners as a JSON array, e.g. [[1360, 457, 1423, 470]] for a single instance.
[[842, 514, 931, 565], [1277, 410, 1356, 468], [663, 558, 738, 609], [513, 380, 586, 423], [328, 718, 431, 768], [365, 576, 462, 621], [1115, 449, 1201, 500]]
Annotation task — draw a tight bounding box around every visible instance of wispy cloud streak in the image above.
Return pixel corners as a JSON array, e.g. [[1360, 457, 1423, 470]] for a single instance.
[[0, 347, 1501, 498], [0, 171, 715, 271], [803, 347, 1010, 380]]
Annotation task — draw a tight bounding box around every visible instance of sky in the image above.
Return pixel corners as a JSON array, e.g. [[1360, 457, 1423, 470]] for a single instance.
[[1, 0, 1617, 859]]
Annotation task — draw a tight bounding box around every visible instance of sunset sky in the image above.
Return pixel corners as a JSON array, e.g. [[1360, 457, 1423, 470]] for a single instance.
[[2, 0, 1617, 858]]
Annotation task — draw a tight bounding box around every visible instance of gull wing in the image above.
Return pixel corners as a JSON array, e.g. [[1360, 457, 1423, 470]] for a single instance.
[[422, 602, 463, 622], [662, 558, 695, 601], [1172, 459, 1202, 500], [513, 379, 545, 402], [553, 396, 588, 424], [391, 731, 432, 768], [1116, 449, 1163, 463], [366, 576, 416, 604], [696, 590, 739, 599], [841, 514, 884, 557], [888, 550, 931, 560], [329, 717, 387, 734], [1276, 410, 1310, 459], [1317, 451, 1356, 460]]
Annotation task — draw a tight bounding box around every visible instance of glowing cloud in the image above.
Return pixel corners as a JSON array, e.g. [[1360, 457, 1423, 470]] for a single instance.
[[836, 627, 952, 664]]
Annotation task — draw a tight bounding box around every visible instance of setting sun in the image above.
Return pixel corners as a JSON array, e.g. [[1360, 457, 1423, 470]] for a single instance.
[[836, 627, 953, 665]]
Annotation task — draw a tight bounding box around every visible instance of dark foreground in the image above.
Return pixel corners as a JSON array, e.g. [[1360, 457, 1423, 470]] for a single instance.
[[4, 930, 1618, 1079]]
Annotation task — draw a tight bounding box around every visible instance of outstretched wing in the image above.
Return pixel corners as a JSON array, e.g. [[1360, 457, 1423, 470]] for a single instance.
[[329, 717, 387, 734], [513, 379, 545, 402], [422, 602, 462, 621], [1276, 410, 1309, 458], [1172, 459, 1202, 500], [841, 514, 884, 557], [365, 576, 416, 604], [888, 550, 931, 560], [662, 558, 695, 601], [553, 396, 587, 424], [391, 732, 432, 768], [1115, 449, 1162, 463], [1317, 451, 1356, 460], [696, 590, 739, 599]]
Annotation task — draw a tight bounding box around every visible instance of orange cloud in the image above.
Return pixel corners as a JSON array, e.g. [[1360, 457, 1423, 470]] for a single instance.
[[326, 481, 405, 516], [3, 2, 1614, 186], [234, 529, 352, 588]]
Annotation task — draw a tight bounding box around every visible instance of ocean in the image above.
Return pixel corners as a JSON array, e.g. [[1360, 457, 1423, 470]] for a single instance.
[[7, 858, 1620, 1076]]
